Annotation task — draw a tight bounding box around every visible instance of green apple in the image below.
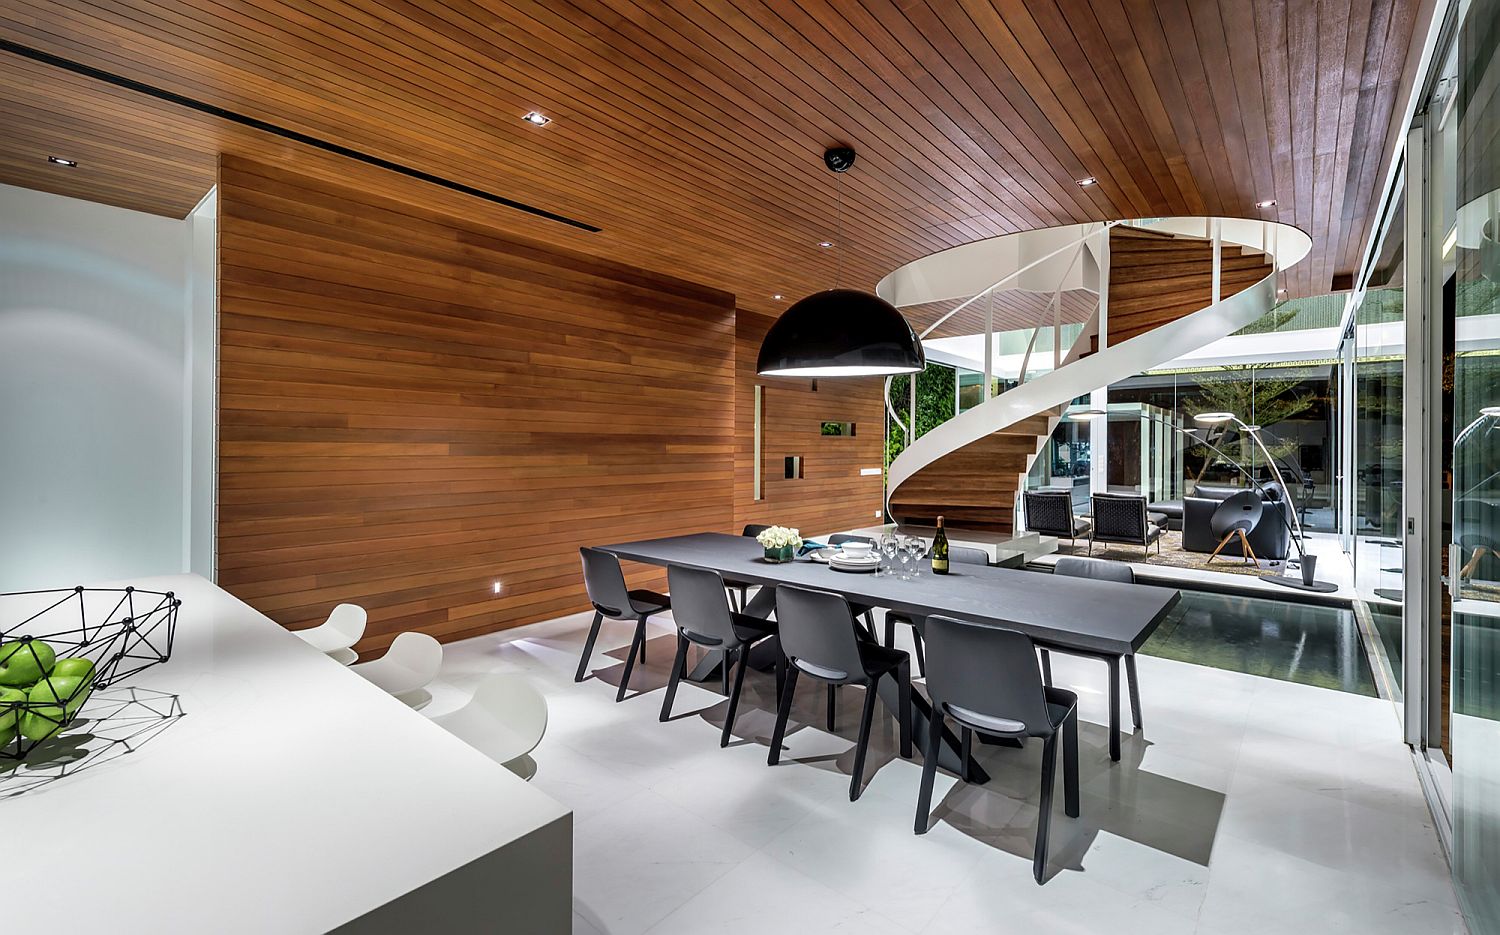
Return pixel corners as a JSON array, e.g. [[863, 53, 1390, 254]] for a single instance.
[[0, 639, 56, 686], [0, 723, 16, 750], [0, 686, 24, 731], [18, 675, 90, 742], [51, 657, 95, 682]]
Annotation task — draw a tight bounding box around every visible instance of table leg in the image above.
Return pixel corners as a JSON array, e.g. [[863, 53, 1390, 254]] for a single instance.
[[1107, 655, 1121, 761]]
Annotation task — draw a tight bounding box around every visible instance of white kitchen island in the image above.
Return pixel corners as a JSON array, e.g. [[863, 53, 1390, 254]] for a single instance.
[[0, 574, 572, 934]]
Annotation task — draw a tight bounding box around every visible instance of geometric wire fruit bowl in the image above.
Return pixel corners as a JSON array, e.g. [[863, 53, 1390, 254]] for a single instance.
[[0, 586, 179, 761]]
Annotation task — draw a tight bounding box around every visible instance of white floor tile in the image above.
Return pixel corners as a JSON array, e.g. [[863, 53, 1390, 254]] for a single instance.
[[429, 607, 1461, 935]]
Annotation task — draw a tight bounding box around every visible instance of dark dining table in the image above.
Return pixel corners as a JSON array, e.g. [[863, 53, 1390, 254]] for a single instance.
[[598, 532, 1181, 769]]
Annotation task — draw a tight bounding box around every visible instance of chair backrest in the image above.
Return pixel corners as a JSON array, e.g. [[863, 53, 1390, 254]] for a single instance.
[[579, 547, 632, 617], [1023, 490, 1075, 536], [666, 565, 737, 645], [950, 545, 990, 566], [742, 523, 772, 538], [327, 603, 368, 642], [435, 673, 549, 766], [1091, 493, 1149, 539], [774, 585, 867, 682], [923, 615, 1054, 738], [386, 631, 444, 681], [828, 533, 875, 547], [1052, 555, 1134, 584]]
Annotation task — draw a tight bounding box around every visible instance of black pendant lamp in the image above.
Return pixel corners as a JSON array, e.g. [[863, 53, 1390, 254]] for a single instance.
[[757, 148, 925, 377]]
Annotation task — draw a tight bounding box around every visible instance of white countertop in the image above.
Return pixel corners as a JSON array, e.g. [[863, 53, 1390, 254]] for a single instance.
[[0, 574, 570, 934]]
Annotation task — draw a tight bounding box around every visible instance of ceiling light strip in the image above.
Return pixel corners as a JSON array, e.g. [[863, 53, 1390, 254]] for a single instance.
[[0, 39, 601, 232]]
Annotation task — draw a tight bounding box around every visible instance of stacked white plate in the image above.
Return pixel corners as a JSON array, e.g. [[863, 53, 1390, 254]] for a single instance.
[[828, 549, 880, 572]]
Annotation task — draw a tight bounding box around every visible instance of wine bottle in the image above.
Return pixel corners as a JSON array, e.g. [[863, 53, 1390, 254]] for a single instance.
[[931, 515, 950, 574]]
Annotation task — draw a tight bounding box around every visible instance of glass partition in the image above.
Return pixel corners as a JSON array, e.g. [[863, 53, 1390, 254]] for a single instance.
[[1450, 0, 1500, 922]]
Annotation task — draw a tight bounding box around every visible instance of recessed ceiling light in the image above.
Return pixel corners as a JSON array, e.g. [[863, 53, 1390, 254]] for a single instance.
[[1076, 176, 1097, 187], [522, 111, 551, 126], [1256, 199, 1277, 208], [47, 156, 77, 167], [773, 294, 783, 300], [818, 241, 834, 248], [1278, 288, 1287, 295]]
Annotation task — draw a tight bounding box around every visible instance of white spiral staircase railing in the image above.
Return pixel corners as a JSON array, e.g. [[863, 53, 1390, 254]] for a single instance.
[[881, 216, 1313, 533]]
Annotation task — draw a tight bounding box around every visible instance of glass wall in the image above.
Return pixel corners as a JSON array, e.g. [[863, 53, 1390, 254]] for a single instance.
[[1108, 361, 1339, 529], [1450, 0, 1500, 923]]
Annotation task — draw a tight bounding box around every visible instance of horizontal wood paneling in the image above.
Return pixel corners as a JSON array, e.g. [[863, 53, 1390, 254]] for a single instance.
[[0, 0, 1429, 302], [734, 309, 884, 538], [216, 154, 736, 653]]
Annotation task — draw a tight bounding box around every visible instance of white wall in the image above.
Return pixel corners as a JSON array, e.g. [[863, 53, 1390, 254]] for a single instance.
[[0, 183, 212, 590]]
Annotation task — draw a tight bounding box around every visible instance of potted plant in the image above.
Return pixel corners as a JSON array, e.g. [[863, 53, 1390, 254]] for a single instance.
[[755, 525, 802, 563]]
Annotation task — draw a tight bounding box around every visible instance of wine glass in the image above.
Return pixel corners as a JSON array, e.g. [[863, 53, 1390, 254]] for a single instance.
[[904, 537, 926, 577], [895, 540, 913, 580], [879, 534, 899, 576]]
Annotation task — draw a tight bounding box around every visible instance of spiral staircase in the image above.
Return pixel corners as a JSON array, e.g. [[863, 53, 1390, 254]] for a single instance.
[[881, 218, 1312, 538]]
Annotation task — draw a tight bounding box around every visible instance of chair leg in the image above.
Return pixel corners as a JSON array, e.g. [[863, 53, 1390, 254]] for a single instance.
[[826, 683, 837, 731], [1063, 709, 1080, 818], [960, 726, 973, 782], [616, 614, 648, 703], [773, 637, 786, 705], [721, 648, 731, 695], [659, 633, 690, 722], [1035, 732, 1059, 884], [912, 628, 926, 678], [574, 611, 604, 682], [849, 680, 880, 801], [1124, 653, 1143, 730], [914, 710, 945, 834], [1039, 647, 1053, 687], [896, 660, 912, 759], [721, 642, 751, 747], [768, 667, 800, 766]]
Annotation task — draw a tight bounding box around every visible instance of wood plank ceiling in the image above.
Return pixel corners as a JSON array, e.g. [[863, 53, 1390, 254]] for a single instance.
[[0, 0, 1424, 309]]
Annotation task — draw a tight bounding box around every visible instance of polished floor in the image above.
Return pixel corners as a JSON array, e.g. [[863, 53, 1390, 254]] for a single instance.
[[428, 602, 1465, 934]]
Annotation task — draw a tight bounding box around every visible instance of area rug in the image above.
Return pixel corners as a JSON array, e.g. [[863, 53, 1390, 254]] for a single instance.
[[1053, 527, 1286, 579]]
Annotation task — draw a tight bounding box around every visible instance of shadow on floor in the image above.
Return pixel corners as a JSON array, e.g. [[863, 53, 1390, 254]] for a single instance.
[[583, 633, 1225, 881]]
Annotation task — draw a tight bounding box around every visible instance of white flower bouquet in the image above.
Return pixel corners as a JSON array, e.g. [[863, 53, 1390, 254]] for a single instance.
[[755, 525, 802, 562]]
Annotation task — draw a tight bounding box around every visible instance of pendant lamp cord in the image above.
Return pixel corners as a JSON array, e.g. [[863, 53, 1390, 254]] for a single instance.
[[835, 171, 844, 288]]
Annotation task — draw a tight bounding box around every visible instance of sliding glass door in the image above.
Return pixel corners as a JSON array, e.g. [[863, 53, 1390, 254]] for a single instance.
[[1450, 0, 1500, 923]]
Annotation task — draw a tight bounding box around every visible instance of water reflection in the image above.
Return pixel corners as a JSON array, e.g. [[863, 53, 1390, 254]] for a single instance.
[[1143, 591, 1376, 696]]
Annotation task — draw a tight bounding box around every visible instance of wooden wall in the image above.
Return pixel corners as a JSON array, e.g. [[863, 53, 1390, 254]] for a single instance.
[[734, 309, 885, 538], [216, 155, 737, 653]]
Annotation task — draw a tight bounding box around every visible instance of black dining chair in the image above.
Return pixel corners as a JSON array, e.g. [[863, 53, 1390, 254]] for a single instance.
[[826, 534, 880, 635], [769, 585, 912, 801], [576, 547, 671, 702], [724, 524, 772, 612], [915, 614, 1079, 885], [660, 565, 785, 746], [1037, 557, 1142, 762], [883, 545, 990, 676]]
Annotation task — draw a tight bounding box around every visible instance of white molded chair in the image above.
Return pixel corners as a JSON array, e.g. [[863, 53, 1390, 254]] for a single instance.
[[430, 674, 549, 780], [295, 603, 367, 665], [352, 632, 443, 706]]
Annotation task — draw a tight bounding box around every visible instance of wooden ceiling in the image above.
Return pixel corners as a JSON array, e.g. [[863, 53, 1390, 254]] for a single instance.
[[0, 0, 1426, 307]]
